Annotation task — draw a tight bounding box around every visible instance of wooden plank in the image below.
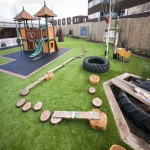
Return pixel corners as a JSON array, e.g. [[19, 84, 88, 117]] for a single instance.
[[53, 111, 100, 120], [111, 77, 150, 106], [123, 133, 150, 150]]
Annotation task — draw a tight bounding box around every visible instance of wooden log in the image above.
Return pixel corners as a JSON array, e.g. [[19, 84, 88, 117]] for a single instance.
[[92, 98, 102, 107], [89, 87, 96, 94], [16, 99, 26, 108], [50, 114, 63, 125], [40, 110, 51, 122], [45, 72, 54, 80], [109, 145, 125, 150], [20, 89, 29, 96], [89, 109, 107, 131], [89, 75, 100, 85], [34, 102, 42, 111], [22, 102, 32, 112]]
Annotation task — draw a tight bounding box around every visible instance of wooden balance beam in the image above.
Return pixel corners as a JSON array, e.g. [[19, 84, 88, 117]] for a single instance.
[[20, 46, 87, 96], [51, 109, 108, 131]]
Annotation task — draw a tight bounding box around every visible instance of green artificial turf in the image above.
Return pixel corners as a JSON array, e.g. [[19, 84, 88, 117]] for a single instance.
[[0, 37, 150, 150]]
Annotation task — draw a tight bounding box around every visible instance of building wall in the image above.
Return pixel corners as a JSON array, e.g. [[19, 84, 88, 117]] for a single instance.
[[88, 0, 150, 22], [59, 16, 150, 51]]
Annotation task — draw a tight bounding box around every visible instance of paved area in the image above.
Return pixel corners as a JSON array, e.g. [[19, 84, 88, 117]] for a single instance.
[[0, 48, 72, 79]]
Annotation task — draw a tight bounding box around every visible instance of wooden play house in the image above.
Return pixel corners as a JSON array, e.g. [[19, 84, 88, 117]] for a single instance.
[[14, 1, 58, 57]]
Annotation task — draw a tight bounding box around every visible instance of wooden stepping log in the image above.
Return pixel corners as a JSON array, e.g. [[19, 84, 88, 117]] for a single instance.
[[34, 102, 42, 111], [109, 145, 125, 150], [89, 75, 100, 85], [92, 98, 102, 107], [40, 110, 51, 122], [45, 72, 54, 80], [89, 87, 96, 94], [16, 99, 26, 108], [22, 102, 31, 112], [52, 111, 100, 120], [50, 114, 63, 125], [90, 109, 107, 131]]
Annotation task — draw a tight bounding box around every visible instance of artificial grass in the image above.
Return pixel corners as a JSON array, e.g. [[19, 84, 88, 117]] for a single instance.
[[0, 37, 150, 150]]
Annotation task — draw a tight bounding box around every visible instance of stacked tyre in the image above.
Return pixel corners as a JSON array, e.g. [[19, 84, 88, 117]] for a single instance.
[[117, 90, 150, 134]]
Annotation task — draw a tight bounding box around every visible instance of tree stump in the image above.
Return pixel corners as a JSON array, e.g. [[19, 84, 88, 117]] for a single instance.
[[89, 109, 107, 131], [40, 110, 51, 122], [45, 72, 54, 80], [34, 102, 42, 111], [16, 99, 26, 108], [89, 75, 100, 85], [50, 114, 63, 125], [109, 145, 125, 150], [22, 102, 31, 112], [89, 87, 96, 94], [92, 98, 102, 107]]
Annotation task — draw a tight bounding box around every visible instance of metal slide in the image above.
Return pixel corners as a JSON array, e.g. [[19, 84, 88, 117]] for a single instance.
[[29, 38, 45, 58]]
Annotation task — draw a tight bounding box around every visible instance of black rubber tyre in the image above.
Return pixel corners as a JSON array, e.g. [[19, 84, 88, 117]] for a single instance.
[[117, 90, 150, 134], [83, 56, 110, 73]]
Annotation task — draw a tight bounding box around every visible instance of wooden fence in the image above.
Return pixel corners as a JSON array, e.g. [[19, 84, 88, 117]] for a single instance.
[[54, 16, 150, 52]]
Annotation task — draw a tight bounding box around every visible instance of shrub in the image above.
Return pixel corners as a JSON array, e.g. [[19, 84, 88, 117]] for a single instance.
[[130, 48, 135, 52], [134, 50, 140, 54], [147, 52, 150, 56], [138, 61, 150, 81], [141, 51, 147, 56]]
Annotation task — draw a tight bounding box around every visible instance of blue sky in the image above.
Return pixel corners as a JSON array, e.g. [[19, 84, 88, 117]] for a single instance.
[[0, 0, 88, 21]]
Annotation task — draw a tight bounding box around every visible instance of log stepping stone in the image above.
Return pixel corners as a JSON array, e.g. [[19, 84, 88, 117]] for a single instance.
[[50, 114, 63, 125], [89, 109, 107, 131], [22, 102, 32, 112], [45, 72, 54, 80], [109, 145, 125, 150], [89, 87, 96, 94], [40, 110, 51, 122], [92, 98, 102, 107], [16, 99, 26, 108], [34, 102, 42, 111], [89, 75, 100, 85]]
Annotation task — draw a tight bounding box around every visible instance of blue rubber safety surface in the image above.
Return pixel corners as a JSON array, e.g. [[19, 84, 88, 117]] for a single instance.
[[0, 48, 72, 77]]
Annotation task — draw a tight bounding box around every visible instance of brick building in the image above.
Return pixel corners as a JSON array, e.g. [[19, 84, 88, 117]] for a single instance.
[[88, 0, 150, 22]]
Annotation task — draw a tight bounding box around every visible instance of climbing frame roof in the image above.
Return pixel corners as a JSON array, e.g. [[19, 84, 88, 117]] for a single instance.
[[14, 7, 34, 20], [34, 1, 57, 17]]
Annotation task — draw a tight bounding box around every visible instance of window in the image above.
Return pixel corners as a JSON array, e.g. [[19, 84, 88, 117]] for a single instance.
[[146, 2, 150, 11], [93, 0, 101, 6], [115, 0, 123, 3], [68, 19, 70, 23], [88, 1, 93, 8], [83, 18, 86, 22], [88, 14, 92, 20], [74, 18, 76, 22], [77, 18, 79, 22]]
